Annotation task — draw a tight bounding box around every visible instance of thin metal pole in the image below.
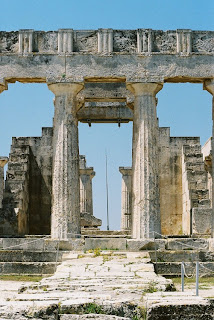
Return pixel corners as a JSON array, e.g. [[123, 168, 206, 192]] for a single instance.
[[181, 262, 184, 292], [196, 261, 199, 296], [105, 151, 109, 231]]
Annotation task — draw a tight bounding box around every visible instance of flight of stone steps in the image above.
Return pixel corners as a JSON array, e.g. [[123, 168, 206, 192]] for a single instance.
[[0, 251, 213, 320], [182, 144, 212, 236], [0, 237, 65, 275], [149, 238, 214, 277]]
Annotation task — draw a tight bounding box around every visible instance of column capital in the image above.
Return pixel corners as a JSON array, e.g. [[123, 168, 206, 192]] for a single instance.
[[204, 79, 214, 95], [80, 168, 95, 178], [0, 81, 8, 94], [119, 167, 132, 176], [0, 157, 8, 168], [126, 82, 163, 96], [48, 82, 84, 96]]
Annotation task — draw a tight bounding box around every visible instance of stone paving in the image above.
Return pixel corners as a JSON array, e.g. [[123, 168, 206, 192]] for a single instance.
[[0, 251, 213, 319]]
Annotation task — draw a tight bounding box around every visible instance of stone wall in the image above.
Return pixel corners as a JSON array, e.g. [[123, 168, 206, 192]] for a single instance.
[[1, 128, 53, 236], [159, 127, 201, 235]]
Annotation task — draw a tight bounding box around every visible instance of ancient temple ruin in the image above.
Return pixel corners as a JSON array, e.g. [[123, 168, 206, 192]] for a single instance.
[[0, 28, 214, 240]]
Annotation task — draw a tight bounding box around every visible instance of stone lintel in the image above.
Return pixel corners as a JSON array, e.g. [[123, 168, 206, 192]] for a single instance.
[[0, 157, 8, 168], [77, 105, 133, 123]]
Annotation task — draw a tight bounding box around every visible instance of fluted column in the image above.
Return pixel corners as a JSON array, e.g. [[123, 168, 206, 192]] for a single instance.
[[48, 82, 83, 240], [0, 157, 8, 209], [79, 159, 95, 215], [204, 79, 214, 237], [127, 82, 163, 239], [119, 167, 132, 231]]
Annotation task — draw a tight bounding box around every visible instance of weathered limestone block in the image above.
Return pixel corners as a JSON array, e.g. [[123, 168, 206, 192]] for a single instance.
[[85, 238, 127, 250], [137, 29, 153, 54], [119, 167, 132, 231], [58, 29, 73, 54], [98, 29, 113, 54], [19, 29, 34, 54], [0, 157, 8, 209], [192, 208, 212, 236], [176, 29, 192, 54], [127, 83, 163, 239], [48, 83, 83, 240]]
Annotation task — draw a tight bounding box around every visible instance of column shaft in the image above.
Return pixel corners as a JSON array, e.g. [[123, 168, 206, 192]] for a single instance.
[[48, 83, 83, 239], [204, 80, 214, 237], [127, 83, 162, 239], [119, 167, 132, 231]]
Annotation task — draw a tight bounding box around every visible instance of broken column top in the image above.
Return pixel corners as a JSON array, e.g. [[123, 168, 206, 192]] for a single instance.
[[119, 167, 132, 175], [0, 157, 8, 168]]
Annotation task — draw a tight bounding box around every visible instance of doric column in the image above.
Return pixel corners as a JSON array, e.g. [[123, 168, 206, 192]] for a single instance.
[[203, 79, 214, 237], [119, 167, 132, 231], [127, 82, 163, 239], [0, 157, 8, 209], [48, 82, 83, 240], [79, 155, 95, 215]]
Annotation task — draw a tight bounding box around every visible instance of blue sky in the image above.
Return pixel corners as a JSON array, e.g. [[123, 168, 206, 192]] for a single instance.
[[0, 0, 213, 230]]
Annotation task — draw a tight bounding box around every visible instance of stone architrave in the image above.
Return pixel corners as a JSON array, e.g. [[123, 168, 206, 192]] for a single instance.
[[48, 82, 83, 240], [204, 79, 214, 237], [79, 155, 95, 215], [0, 157, 8, 209], [119, 167, 132, 231], [127, 83, 163, 239]]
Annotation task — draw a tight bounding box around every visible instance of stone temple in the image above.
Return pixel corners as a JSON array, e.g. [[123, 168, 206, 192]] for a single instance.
[[0, 28, 214, 242]]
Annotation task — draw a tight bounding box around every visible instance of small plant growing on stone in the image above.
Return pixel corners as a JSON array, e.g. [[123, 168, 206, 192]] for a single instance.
[[142, 281, 158, 295], [84, 303, 104, 314], [93, 247, 101, 257]]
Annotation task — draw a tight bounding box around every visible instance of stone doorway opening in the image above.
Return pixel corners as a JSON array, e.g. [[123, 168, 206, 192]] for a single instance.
[[79, 122, 133, 231]]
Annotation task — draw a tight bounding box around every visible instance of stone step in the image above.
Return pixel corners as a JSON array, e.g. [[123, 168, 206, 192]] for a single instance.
[[0, 238, 83, 251], [0, 250, 63, 262], [7, 162, 29, 171], [9, 154, 29, 163], [10, 146, 30, 155], [149, 250, 200, 263], [154, 261, 214, 276], [183, 145, 202, 153], [185, 161, 205, 171], [189, 189, 209, 200], [186, 170, 207, 182], [166, 238, 209, 250], [197, 199, 211, 208], [184, 154, 203, 162], [188, 181, 207, 190], [0, 262, 58, 274]]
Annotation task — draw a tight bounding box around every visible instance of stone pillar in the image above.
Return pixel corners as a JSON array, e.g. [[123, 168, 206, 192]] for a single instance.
[[204, 79, 214, 237], [0, 157, 8, 209], [119, 167, 132, 231], [79, 155, 95, 215], [48, 82, 83, 240], [127, 83, 163, 239]]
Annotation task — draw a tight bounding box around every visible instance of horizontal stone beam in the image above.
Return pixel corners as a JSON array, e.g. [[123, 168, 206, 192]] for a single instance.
[[77, 105, 133, 123], [77, 83, 134, 104], [0, 54, 213, 84]]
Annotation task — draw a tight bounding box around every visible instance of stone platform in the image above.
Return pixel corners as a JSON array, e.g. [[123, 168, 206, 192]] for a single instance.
[[0, 251, 213, 319]]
